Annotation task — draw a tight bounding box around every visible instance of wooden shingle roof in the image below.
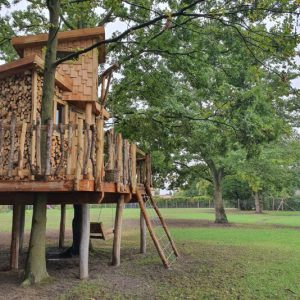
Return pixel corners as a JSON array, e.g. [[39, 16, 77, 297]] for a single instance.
[[11, 27, 105, 64]]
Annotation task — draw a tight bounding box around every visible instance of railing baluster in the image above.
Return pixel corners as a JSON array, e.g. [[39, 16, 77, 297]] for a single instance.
[[90, 124, 96, 179], [83, 122, 91, 178], [130, 144, 137, 193], [123, 139, 129, 187], [0, 120, 3, 176], [95, 118, 104, 190], [116, 133, 123, 191], [45, 118, 53, 178], [8, 115, 16, 177], [66, 122, 73, 176], [55, 123, 65, 176], [36, 117, 41, 176], [75, 119, 84, 190], [18, 122, 27, 178]]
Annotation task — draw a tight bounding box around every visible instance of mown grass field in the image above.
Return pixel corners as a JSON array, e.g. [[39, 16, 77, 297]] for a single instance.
[[1, 207, 300, 299]]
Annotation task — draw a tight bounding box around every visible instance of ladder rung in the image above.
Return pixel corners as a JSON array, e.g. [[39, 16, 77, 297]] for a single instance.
[[138, 188, 178, 269]]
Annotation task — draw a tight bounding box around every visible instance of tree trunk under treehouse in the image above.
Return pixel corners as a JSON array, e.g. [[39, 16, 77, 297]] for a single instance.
[[23, 195, 48, 286], [72, 204, 82, 255]]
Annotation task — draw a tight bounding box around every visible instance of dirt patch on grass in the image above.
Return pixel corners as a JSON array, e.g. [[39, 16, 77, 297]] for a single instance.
[[166, 219, 234, 228]]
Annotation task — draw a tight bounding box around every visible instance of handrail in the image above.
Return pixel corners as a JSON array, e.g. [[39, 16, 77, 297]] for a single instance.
[[0, 119, 152, 189]]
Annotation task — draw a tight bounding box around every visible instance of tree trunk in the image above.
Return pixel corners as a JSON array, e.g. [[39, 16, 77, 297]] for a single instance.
[[254, 191, 262, 214], [212, 169, 228, 223], [72, 204, 82, 255], [23, 0, 60, 285], [22, 195, 48, 286]]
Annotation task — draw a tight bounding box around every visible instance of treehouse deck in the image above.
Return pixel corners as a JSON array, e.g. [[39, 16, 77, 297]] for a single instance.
[[0, 118, 152, 205]]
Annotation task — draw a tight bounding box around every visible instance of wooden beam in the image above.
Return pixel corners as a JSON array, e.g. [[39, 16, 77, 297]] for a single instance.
[[140, 210, 146, 254], [0, 180, 73, 192], [79, 203, 90, 279], [59, 204, 66, 249], [10, 204, 21, 270], [112, 195, 125, 266], [12, 27, 105, 50]]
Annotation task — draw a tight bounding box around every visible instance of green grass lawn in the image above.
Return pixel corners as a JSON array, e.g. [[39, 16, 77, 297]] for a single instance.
[[1, 207, 300, 232], [1, 207, 300, 299]]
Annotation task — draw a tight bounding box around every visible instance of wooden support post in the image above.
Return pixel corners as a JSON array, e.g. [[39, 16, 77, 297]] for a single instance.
[[130, 144, 137, 193], [10, 204, 21, 270], [112, 195, 125, 266], [19, 204, 25, 254], [75, 119, 84, 190], [140, 210, 146, 254], [80, 203, 90, 279], [59, 204, 66, 249], [95, 118, 104, 190]]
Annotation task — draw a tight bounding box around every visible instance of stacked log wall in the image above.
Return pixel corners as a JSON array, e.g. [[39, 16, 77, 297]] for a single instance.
[[37, 74, 69, 178], [0, 71, 32, 180]]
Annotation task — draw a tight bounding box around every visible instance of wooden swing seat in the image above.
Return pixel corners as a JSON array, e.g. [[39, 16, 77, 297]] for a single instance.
[[90, 222, 114, 241]]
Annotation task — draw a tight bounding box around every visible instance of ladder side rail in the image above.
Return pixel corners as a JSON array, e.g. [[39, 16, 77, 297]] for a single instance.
[[136, 190, 169, 268], [145, 184, 179, 257]]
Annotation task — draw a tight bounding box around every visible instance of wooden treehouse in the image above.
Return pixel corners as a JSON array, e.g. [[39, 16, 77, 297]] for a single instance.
[[0, 27, 178, 277]]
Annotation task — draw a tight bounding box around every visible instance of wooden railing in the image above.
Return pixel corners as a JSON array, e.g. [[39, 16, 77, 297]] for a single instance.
[[0, 117, 152, 192]]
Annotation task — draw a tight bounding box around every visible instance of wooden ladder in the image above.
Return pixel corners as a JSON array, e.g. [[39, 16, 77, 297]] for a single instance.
[[136, 185, 179, 268]]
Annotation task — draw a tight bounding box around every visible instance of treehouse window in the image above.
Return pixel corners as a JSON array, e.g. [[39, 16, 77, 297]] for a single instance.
[[56, 51, 79, 61], [56, 103, 65, 124]]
